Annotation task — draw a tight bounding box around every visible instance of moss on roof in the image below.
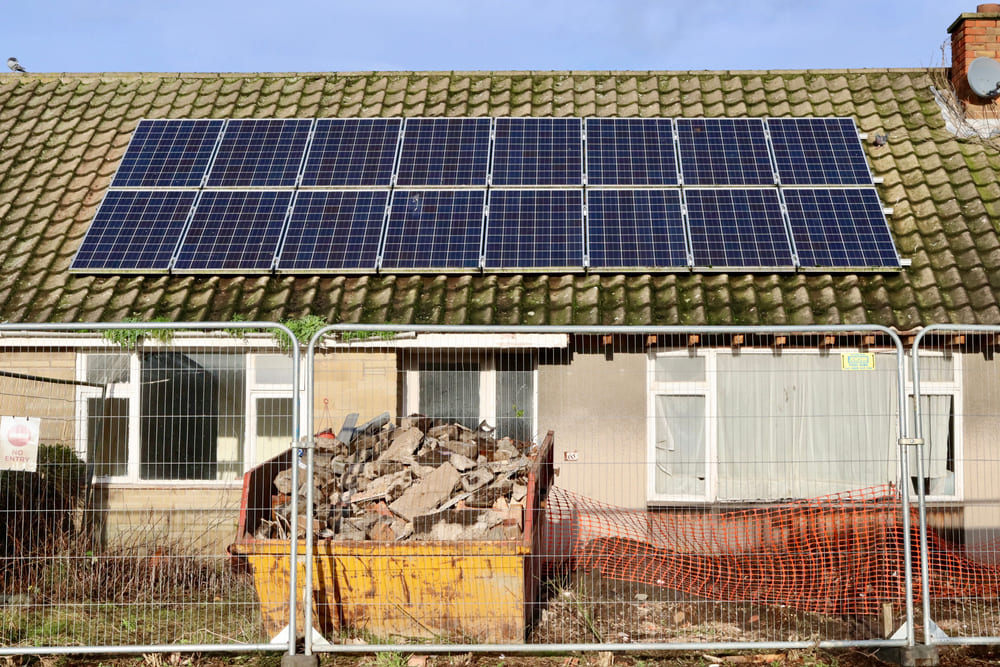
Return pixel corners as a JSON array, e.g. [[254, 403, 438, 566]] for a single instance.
[[0, 68, 993, 328]]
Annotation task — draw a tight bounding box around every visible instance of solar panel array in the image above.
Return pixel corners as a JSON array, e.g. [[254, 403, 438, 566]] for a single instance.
[[71, 116, 899, 274]]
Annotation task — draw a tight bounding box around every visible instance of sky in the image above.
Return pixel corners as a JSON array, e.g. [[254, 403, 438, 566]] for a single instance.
[[2, 1, 978, 74]]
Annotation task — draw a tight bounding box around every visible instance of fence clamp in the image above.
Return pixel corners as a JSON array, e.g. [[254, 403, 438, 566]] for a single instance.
[[897, 437, 924, 447], [297, 436, 316, 450]]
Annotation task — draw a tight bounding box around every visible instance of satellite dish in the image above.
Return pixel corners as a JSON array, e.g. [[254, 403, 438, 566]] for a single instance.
[[968, 56, 1000, 98]]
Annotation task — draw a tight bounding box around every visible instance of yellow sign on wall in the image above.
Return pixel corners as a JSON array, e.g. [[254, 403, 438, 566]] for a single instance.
[[841, 352, 875, 371]]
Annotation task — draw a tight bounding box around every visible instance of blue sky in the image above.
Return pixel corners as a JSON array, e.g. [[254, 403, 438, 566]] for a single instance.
[[5, 1, 975, 73]]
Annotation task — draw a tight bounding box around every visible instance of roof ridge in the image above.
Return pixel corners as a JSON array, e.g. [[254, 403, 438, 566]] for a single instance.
[[0, 67, 944, 81]]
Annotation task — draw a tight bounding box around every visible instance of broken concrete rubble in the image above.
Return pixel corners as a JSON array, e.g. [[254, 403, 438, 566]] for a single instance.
[[255, 414, 538, 542]]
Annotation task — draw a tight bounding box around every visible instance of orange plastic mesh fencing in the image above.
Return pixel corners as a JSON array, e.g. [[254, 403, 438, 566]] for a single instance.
[[543, 485, 1000, 616]]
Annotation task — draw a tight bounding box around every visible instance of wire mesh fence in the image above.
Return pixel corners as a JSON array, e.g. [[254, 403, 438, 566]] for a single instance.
[[0, 323, 298, 655], [912, 325, 1000, 647], [299, 325, 920, 653], [6, 321, 1000, 656]]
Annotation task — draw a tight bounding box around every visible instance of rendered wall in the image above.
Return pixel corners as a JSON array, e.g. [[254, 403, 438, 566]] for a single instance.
[[960, 351, 1000, 563], [538, 350, 647, 509], [312, 351, 398, 433]]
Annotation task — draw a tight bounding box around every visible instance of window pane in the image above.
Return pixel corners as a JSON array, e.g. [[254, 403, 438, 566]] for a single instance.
[[254, 354, 293, 385], [496, 363, 533, 443], [140, 352, 246, 481], [87, 397, 128, 477], [256, 397, 294, 464], [716, 353, 898, 499], [914, 354, 955, 383], [86, 354, 130, 384], [655, 354, 705, 383], [654, 394, 706, 497], [419, 363, 480, 430]]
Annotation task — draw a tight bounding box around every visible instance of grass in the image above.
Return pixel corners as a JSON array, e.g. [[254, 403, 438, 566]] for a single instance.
[[0, 585, 264, 648], [371, 652, 409, 667]]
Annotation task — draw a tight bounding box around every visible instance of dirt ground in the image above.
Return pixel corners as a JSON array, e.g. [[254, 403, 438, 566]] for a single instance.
[[9, 646, 1000, 667], [8, 569, 1000, 666]]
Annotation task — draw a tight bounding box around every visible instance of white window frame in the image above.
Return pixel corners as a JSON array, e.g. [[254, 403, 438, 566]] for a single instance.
[[646, 351, 717, 503], [402, 350, 539, 442], [77, 349, 294, 486], [74, 353, 141, 480], [646, 347, 963, 504]]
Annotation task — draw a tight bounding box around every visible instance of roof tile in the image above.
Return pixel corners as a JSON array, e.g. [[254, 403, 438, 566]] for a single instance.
[[0, 69, 989, 328]]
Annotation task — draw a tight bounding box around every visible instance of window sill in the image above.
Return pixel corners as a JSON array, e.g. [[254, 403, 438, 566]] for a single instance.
[[93, 479, 243, 490]]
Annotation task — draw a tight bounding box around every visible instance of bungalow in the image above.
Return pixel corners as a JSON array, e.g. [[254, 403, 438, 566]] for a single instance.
[[1, 6, 1000, 558]]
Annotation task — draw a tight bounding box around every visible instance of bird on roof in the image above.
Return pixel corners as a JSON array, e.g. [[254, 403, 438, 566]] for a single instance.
[[7, 58, 26, 73]]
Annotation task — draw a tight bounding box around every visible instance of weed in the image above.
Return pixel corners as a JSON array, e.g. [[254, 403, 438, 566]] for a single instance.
[[545, 579, 603, 643], [339, 330, 398, 343], [373, 652, 410, 667], [102, 317, 174, 349], [223, 313, 250, 339], [273, 315, 328, 352]]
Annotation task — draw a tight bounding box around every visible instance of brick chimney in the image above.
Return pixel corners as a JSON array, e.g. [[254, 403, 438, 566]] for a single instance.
[[949, 4, 1000, 116]]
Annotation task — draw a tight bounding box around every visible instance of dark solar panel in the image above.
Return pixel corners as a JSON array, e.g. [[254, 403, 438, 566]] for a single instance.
[[586, 190, 687, 268], [685, 189, 794, 268], [112, 119, 223, 188], [585, 118, 678, 186], [277, 190, 388, 271], [173, 190, 292, 271], [677, 118, 775, 186], [484, 190, 584, 269], [205, 119, 312, 188], [381, 190, 486, 270], [71, 190, 197, 271], [300, 118, 401, 187], [492, 118, 583, 186], [784, 188, 899, 268], [395, 118, 491, 187], [768, 117, 873, 186]]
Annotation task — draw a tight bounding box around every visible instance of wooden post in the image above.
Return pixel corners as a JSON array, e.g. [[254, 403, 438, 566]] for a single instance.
[[881, 602, 894, 638]]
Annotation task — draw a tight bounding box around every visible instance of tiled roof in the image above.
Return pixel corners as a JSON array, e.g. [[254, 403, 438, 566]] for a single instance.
[[0, 69, 996, 329]]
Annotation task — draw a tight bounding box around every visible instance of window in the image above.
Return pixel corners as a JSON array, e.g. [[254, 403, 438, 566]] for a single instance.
[[907, 353, 960, 498], [78, 351, 294, 483], [647, 349, 961, 502], [403, 351, 535, 442]]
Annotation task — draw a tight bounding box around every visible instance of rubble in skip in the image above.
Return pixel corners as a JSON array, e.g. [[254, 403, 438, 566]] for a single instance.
[[256, 413, 533, 542]]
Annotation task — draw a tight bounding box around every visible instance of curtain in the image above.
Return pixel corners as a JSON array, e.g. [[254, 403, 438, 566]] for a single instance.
[[654, 394, 706, 497], [715, 353, 899, 500]]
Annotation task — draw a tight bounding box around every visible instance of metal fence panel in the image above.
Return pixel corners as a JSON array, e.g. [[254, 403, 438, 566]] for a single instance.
[[0, 322, 298, 656], [302, 325, 912, 654], [913, 325, 1000, 647]]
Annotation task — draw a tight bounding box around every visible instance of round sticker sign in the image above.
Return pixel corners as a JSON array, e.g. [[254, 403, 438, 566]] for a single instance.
[[7, 423, 31, 448]]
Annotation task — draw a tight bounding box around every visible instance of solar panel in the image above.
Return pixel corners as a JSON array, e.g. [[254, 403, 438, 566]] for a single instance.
[[205, 119, 312, 188], [585, 118, 678, 186], [768, 118, 873, 186], [71, 190, 197, 271], [300, 118, 401, 187], [381, 190, 485, 270], [395, 118, 491, 187], [492, 118, 583, 186], [784, 188, 899, 268], [586, 190, 687, 269], [685, 189, 794, 268], [277, 191, 388, 271], [173, 190, 292, 271], [112, 119, 223, 188], [676, 118, 775, 186], [484, 190, 584, 269]]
